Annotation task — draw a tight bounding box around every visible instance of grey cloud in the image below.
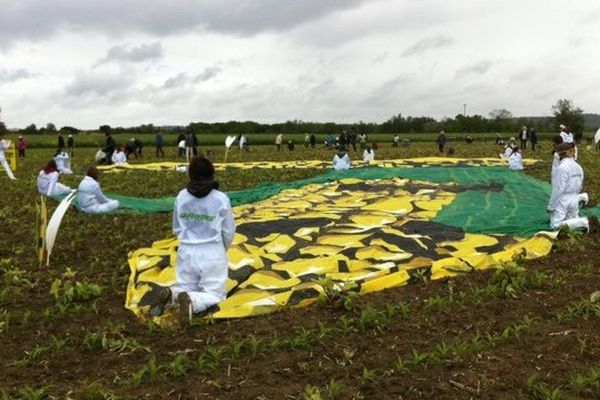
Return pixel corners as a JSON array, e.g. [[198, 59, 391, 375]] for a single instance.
[[455, 61, 492, 78], [64, 71, 135, 97], [99, 42, 163, 64], [0, 0, 366, 47], [0, 68, 35, 82], [402, 36, 453, 57], [162, 67, 222, 89]]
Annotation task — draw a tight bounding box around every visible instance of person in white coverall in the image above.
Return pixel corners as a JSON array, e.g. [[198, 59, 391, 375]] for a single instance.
[[547, 143, 599, 232], [559, 124, 578, 160], [333, 148, 351, 170], [0, 132, 16, 180], [111, 146, 127, 165], [147, 156, 236, 325], [54, 148, 73, 174], [363, 146, 375, 163], [507, 147, 524, 170], [76, 166, 119, 214], [37, 160, 72, 197]]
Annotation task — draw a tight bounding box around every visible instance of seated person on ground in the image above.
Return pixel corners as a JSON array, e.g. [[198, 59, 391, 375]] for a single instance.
[[507, 146, 524, 170], [332, 148, 351, 170], [77, 166, 119, 214], [111, 146, 127, 165], [547, 143, 599, 233], [95, 148, 107, 164], [37, 160, 72, 197], [500, 137, 517, 159]]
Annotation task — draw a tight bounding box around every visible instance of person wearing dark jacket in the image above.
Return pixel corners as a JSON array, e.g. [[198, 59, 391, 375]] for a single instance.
[[529, 128, 538, 151], [57, 133, 65, 149], [105, 133, 116, 164], [436, 131, 447, 153], [155, 132, 165, 157]]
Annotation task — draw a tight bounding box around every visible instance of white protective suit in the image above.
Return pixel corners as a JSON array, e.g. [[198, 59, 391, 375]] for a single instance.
[[333, 153, 351, 170], [508, 152, 524, 170], [54, 152, 72, 174], [560, 131, 578, 160], [548, 157, 589, 231], [171, 187, 236, 313], [37, 170, 72, 197], [0, 139, 16, 180], [363, 149, 375, 162], [111, 151, 127, 164], [76, 176, 119, 214]]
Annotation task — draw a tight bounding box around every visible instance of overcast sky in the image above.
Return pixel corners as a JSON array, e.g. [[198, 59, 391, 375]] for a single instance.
[[0, 0, 598, 129]]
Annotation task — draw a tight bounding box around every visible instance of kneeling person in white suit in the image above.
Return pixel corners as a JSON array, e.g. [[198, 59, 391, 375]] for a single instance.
[[37, 160, 72, 197], [77, 166, 119, 214], [147, 156, 236, 325], [547, 143, 599, 232], [333, 148, 351, 170]]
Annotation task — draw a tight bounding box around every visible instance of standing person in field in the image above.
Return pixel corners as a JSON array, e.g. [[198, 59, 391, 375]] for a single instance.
[[105, 132, 116, 165], [155, 131, 165, 157], [67, 134, 74, 157], [304, 133, 310, 148], [57, 132, 65, 149], [436, 131, 447, 153], [37, 160, 72, 197], [309, 133, 316, 149], [392, 134, 400, 147], [77, 166, 119, 214], [275, 133, 283, 151], [547, 143, 598, 232], [18, 135, 27, 158], [529, 128, 538, 151], [147, 156, 236, 324], [519, 126, 528, 150], [184, 131, 194, 162], [0, 132, 16, 180]]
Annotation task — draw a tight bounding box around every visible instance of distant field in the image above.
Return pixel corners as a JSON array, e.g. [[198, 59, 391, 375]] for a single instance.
[[4, 131, 574, 149]]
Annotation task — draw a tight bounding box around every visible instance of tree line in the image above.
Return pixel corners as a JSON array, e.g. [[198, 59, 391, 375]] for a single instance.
[[1, 99, 592, 137]]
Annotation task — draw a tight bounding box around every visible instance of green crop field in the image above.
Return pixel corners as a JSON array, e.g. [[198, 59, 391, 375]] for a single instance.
[[1, 140, 600, 399]]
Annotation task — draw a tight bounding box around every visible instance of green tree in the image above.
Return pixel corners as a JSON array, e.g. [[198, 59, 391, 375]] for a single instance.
[[0, 121, 7, 135], [99, 125, 112, 135], [23, 123, 37, 135], [46, 122, 57, 133], [552, 99, 584, 132]]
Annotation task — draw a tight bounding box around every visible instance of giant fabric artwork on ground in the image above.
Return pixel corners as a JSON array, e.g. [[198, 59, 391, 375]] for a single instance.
[[123, 161, 600, 325]]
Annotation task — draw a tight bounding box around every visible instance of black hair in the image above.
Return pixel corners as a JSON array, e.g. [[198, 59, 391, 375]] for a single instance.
[[189, 156, 215, 181], [552, 135, 563, 145]]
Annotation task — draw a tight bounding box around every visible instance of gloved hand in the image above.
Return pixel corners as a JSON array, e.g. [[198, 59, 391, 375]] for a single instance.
[[579, 193, 589, 207]]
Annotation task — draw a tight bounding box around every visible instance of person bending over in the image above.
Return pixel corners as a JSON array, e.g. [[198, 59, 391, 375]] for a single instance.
[[547, 143, 598, 232], [37, 160, 72, 197], [77, 166, 119, 214], [54, 148, 73, 174], [0, 132, 16, 180], [148, 156, 236, 324]]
